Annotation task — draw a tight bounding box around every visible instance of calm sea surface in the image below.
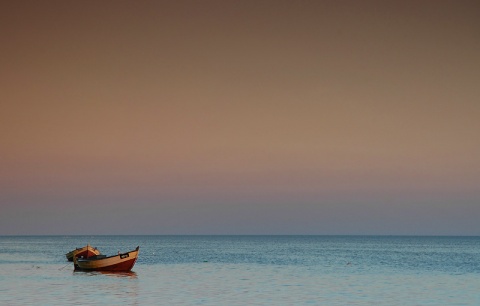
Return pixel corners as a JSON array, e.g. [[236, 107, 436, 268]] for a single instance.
[[0, 236, 479, 305]]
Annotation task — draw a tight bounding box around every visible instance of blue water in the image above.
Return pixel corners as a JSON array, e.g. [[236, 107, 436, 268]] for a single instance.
[[1, 236, 479, 305]]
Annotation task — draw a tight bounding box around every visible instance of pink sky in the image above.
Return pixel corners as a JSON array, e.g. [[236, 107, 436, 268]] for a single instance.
[[1, 0, 479, 234]]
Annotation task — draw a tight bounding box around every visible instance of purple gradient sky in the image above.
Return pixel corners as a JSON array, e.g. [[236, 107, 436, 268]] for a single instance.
[[1, 0, 479, 235]]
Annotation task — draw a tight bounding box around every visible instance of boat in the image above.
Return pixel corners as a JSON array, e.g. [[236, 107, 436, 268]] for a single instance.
[[65, 245, 101, 262], [74, 246, 139, 272]]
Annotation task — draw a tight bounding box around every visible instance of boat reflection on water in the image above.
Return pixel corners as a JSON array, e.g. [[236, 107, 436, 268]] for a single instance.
[[70, 269, 139, 304], [98, 271, 137, 279], [73, 270, 138, 279]]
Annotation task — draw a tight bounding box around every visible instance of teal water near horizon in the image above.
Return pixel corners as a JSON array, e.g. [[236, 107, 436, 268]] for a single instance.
[[1, 235, 479, 305]]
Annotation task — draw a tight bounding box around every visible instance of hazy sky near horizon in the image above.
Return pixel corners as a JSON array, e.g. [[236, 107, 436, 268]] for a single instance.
[[1, 0, 479, 235]]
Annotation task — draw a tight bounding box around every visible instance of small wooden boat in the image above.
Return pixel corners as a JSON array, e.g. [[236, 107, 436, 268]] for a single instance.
[[66, 245, 101, 262], [74, 246, 139, 272]]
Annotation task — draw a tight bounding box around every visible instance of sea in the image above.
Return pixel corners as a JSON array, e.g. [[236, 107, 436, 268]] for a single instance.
[[0, 235, 479, 305]]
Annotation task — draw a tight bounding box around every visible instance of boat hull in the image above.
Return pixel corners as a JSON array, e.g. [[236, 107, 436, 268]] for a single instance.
[[66, 245, 101, 262], [74, 247, 139, 272]]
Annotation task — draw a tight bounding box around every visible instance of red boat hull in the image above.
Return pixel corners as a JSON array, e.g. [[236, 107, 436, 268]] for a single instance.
[[82, 257, 138, 272], [74, 247, 139, 272]]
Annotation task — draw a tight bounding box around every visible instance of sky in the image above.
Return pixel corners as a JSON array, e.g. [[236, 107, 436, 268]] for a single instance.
[[1, 0, 479, 235]]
